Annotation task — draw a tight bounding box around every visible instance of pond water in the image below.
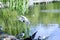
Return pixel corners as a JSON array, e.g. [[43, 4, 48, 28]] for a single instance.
[[28, 1, 60, 40], [30, 24, 60, 40], [47, 27, 60, 40], [41, 9, 60, 13]]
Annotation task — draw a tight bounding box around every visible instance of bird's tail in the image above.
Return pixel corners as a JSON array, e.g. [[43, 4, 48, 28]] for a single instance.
[[31, 31, 37, 39]]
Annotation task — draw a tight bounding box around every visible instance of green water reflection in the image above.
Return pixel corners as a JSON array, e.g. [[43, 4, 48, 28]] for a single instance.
[[28, 1, 60, 25]]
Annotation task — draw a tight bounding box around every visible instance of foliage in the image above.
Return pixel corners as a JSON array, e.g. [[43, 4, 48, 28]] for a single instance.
[[0, 0, 29, 37], [9, 0, 29, 15], [0, 9, 29, 37]]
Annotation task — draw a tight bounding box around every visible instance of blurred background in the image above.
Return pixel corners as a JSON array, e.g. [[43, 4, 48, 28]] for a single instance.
[[0, 0, 60, 39]]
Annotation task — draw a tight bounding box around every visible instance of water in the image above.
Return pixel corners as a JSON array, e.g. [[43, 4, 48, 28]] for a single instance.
[[30, 24, 60, 40], [28, 1, 60, 40], [41, 9, 60, 13], [47, 28, 60, 40]]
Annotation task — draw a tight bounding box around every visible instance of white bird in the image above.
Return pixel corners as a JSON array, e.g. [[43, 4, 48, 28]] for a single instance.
[[0, 2, 4, 8], [17, 15, 30, 25]]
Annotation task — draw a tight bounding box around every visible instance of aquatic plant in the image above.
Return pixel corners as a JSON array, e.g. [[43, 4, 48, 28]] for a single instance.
[[0, 0, 30, 38], [9, 0, 29, 15]]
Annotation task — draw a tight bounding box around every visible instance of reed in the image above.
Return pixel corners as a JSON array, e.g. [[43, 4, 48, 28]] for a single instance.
[[0, 0, 29, 38]]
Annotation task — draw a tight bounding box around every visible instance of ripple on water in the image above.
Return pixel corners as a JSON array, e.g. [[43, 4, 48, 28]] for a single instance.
[[41, 9, 60, 13]]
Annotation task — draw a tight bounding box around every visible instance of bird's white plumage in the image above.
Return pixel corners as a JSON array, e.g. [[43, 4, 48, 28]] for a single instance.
[[17, 15, 30, 25]]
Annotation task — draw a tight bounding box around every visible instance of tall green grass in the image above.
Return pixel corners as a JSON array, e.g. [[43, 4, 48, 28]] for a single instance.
[[9, 0, 29, 15], [0, 0, 29, 38], [0, 9, 29, 37]]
